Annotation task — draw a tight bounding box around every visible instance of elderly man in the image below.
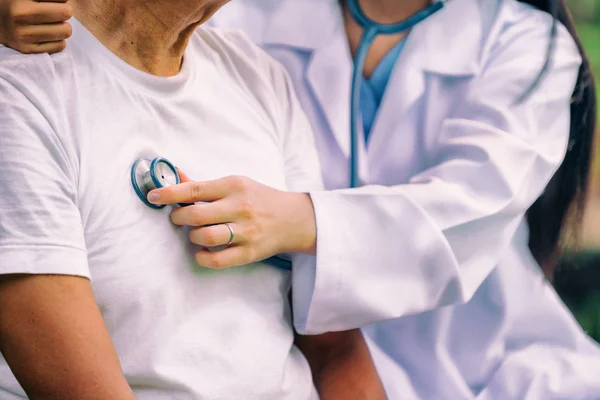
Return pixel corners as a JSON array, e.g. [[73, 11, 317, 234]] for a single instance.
[[0, 0, 384, 398]]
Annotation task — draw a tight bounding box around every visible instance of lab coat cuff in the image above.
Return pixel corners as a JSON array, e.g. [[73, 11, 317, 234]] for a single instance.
[[290, 252, 317, 334], [290, 190, 348, 335], [294, 187, 464, 333]]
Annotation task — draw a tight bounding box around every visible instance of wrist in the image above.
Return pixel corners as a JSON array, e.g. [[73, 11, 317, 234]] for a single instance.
[[280, 192, 317, 255]]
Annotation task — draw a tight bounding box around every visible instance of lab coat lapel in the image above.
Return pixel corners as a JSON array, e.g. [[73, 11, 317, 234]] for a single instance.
[[365, 31, 427, 165], [249, 0, 483, 170], [367, 0, 483, 165], [306, 29, 354, 158], [258, 0, 354, 158]]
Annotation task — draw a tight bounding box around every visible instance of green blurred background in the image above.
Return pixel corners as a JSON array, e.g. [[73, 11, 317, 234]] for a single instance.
[[555, 0, 600, 342]]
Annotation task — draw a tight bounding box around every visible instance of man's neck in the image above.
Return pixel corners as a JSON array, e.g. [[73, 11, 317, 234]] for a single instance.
[[70, 0, 228, 76]]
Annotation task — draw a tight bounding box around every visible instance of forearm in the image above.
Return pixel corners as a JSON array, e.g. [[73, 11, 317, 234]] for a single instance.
[[279, 192, 317, 255], [296, 330, 387, 400], [0, 275, 135, 400]]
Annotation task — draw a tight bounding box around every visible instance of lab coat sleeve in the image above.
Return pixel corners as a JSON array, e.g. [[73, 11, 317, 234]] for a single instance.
[[0, 60, 89, 279], [292, 23, 583, 334], [476, 341, 600, 399]]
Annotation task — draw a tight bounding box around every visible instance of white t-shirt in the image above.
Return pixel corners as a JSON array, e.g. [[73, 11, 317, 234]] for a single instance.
[[0, 18, 323, 399]]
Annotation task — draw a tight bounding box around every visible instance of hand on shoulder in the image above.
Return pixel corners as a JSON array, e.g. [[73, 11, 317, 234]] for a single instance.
[[0, 0, 72, 54]]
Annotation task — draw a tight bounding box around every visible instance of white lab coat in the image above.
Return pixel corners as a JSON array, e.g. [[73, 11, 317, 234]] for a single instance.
[[210, 0, 600, 398]]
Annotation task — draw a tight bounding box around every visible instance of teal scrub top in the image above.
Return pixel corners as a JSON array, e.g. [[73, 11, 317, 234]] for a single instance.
[[360, 38, 406, 143]]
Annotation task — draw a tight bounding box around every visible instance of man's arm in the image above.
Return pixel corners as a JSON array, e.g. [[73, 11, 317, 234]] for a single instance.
[[295, 330, 387, 400], [0, 275, 135, 400], [0, 71, 134, 399]]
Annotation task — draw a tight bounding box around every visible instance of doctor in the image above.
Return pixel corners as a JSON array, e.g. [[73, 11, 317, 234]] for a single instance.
[[2, 0, 599, 398]]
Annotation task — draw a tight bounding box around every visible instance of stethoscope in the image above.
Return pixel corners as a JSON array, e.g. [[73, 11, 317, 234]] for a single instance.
[[347, 0, 445, 188], [130, 1, 446, 270], [131, 157, 193, 209], [131, 157, 293, 270]]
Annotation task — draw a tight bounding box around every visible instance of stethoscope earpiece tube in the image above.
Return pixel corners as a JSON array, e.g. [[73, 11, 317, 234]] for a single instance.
[[347, 0, 445, 188], [347, 0, 445, 34], [350, 27, 378, 189]]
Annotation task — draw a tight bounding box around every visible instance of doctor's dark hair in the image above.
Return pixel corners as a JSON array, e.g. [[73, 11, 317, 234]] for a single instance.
[[519, 0, 597, 279]]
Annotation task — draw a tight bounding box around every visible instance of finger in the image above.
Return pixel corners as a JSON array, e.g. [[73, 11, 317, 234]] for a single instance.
[[170, 201, 236, 227], [194, 246, 253, 269], [17, 39, 67, 54], [189, 223, 239, 248], [148, 178, 231, 205], [14, 22, 72, 44], [176, 168, 192, 183], [17, 3, 72, 24]]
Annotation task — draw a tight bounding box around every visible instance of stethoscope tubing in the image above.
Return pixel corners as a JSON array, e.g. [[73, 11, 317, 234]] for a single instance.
[[347, 0, 445, 188]]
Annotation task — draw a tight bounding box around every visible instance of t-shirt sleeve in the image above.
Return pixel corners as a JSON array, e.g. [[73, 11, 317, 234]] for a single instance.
[[0, 73, 89, 278]]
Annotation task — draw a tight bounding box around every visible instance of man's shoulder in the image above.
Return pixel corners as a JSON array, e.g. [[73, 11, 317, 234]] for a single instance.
[[0, 45, 55, 80], [192, 26, 293, 103], [193, 26, 277, 70], [0, 45, 70, 106], [0, 46, 77, 150]]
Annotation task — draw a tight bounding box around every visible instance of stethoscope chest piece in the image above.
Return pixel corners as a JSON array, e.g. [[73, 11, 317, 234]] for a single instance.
[[131, 157, 181, 209]]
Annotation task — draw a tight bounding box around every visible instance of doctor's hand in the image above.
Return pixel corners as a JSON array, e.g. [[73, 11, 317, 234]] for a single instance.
[[0, 0, 72, 54], [147, 173, 317, 269]]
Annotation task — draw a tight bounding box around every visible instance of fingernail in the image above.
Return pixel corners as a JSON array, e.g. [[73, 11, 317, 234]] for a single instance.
[[147, 192, 160, 203]]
